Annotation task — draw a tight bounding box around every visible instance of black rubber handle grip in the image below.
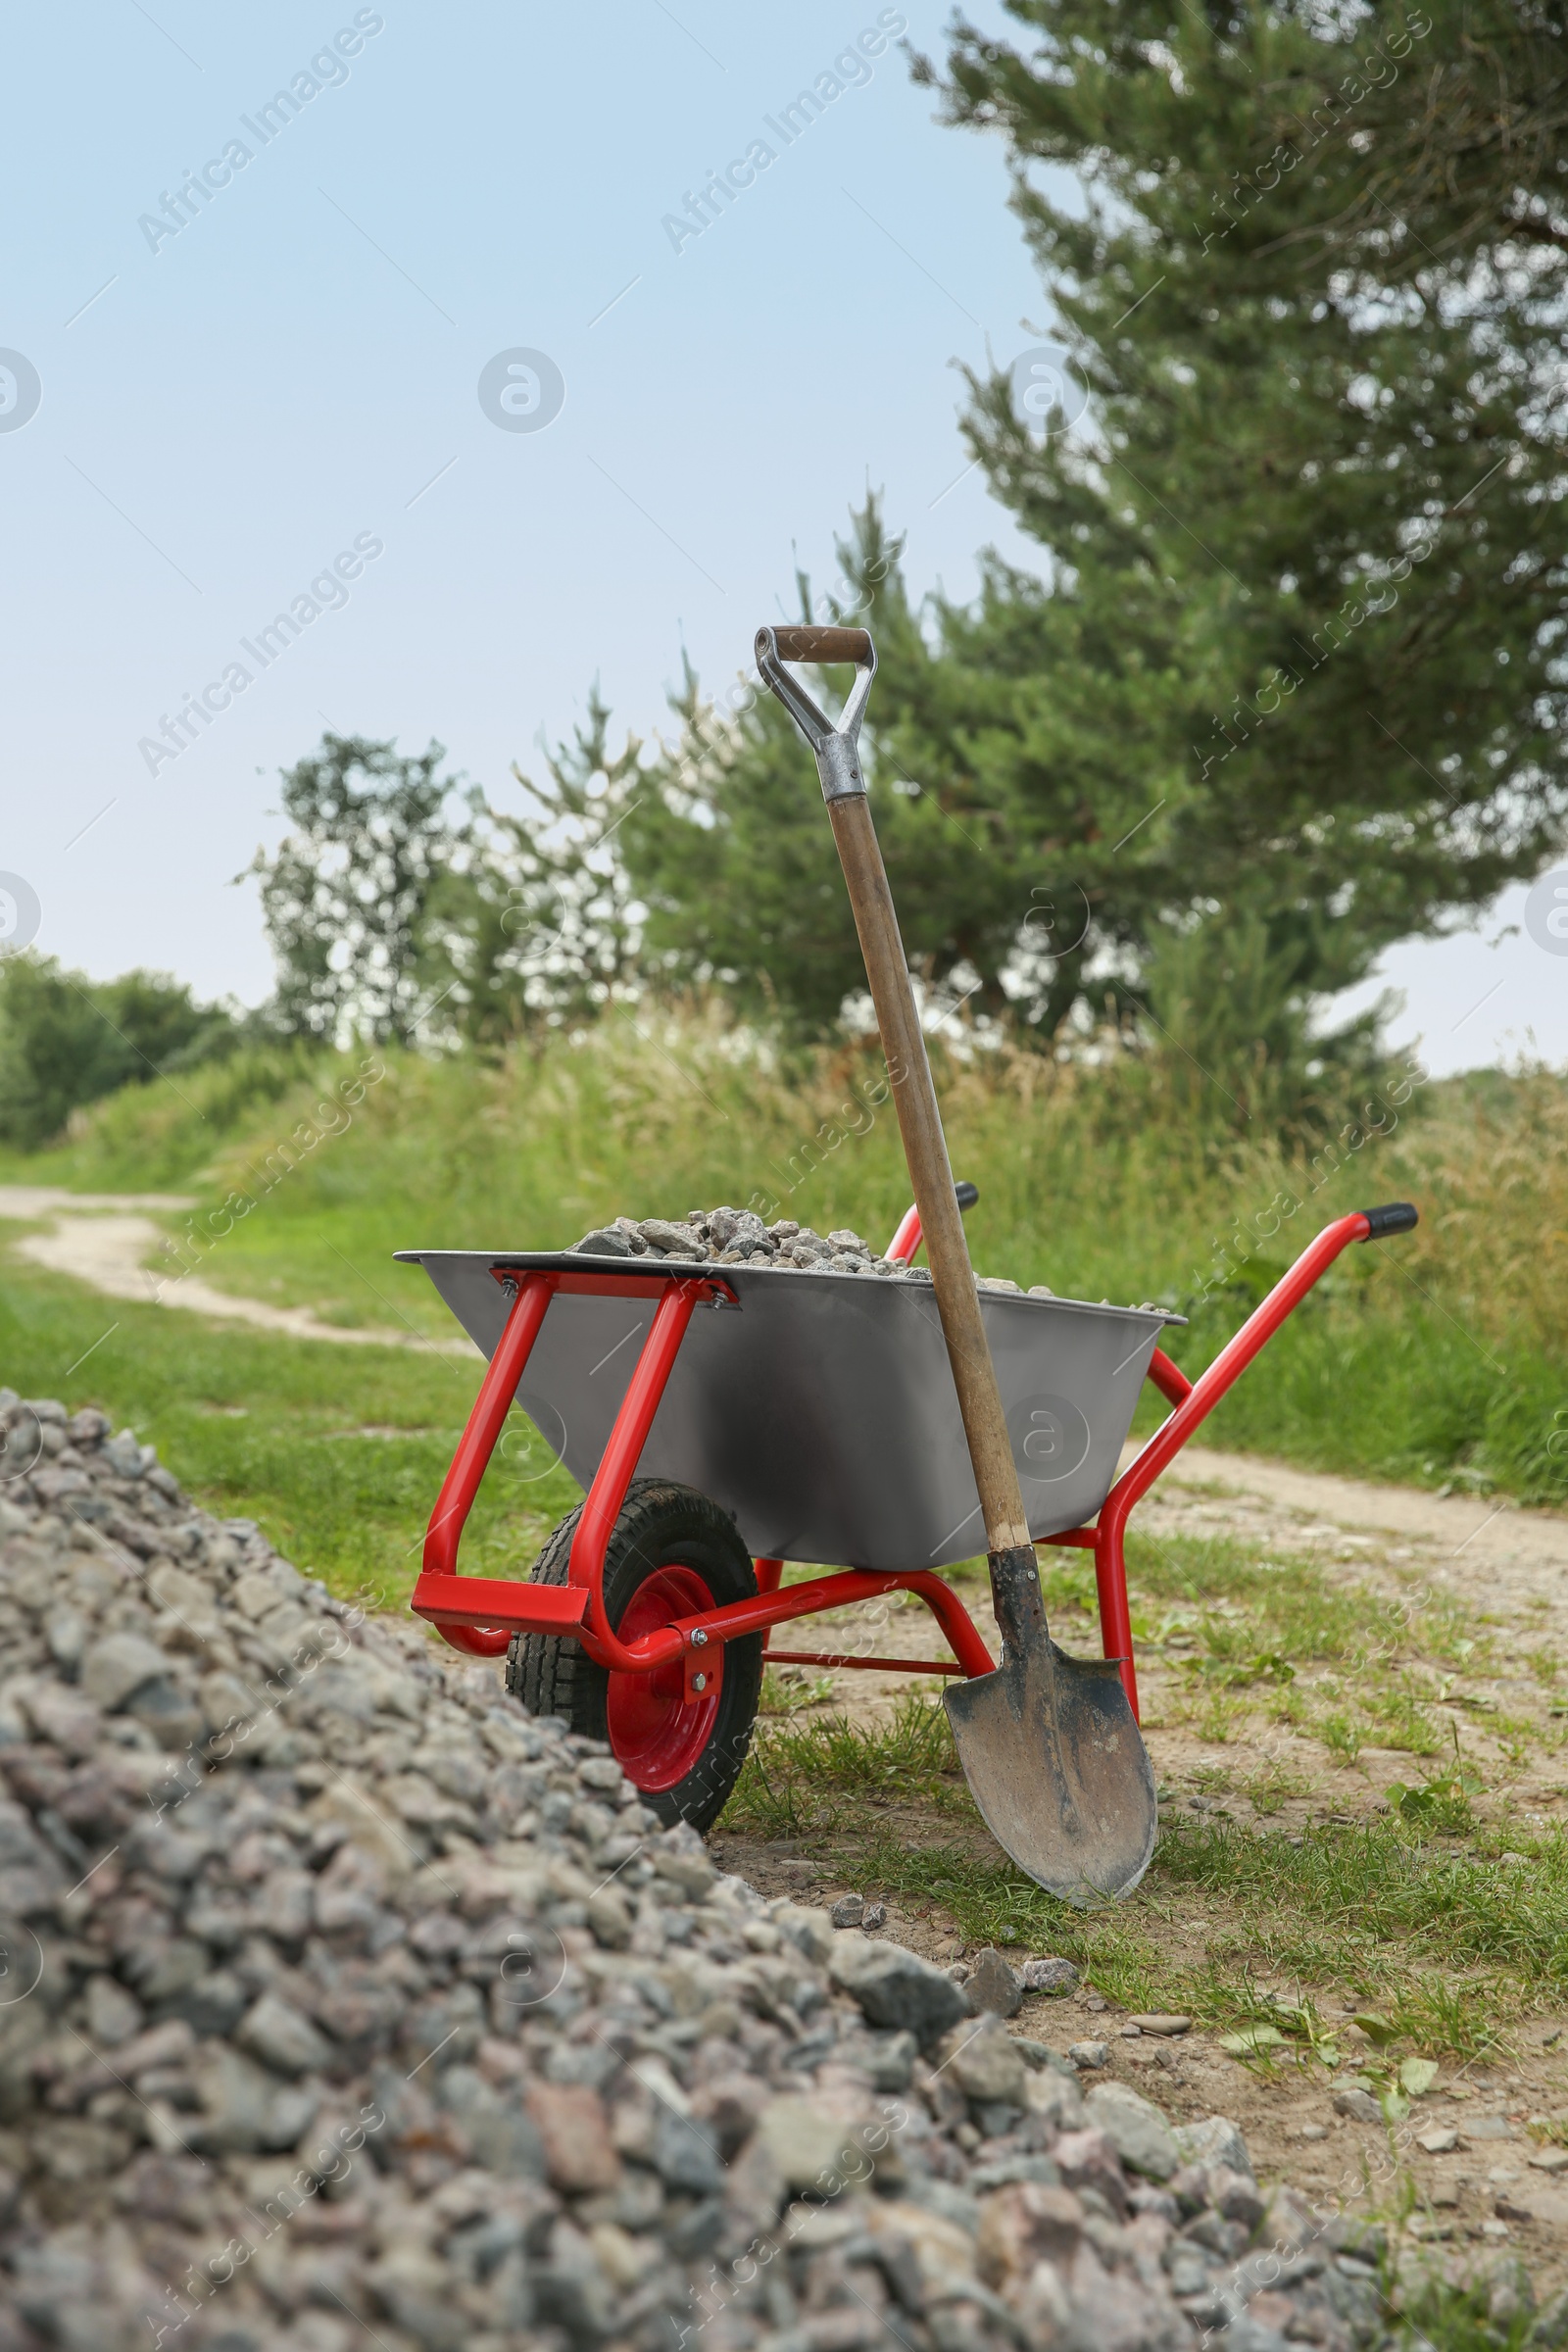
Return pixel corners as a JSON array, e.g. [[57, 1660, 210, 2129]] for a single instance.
[[770, 625, 872, 664], [956, 1180, 979, 1212], [1360, 1200, 1418, 1239]]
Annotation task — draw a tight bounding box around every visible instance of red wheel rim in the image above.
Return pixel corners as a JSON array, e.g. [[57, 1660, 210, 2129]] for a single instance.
[[605, 1564, 718, 1793]]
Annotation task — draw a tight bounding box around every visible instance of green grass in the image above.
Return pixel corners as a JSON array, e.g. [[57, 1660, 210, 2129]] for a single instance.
[[726, 1696, 970, 1839], [1042, 1524, 1500, 1766], [1322, 1714, 1365, 1766], [1159, 1815, 1568, 2001], [1389, 2283, 1538, 2352]]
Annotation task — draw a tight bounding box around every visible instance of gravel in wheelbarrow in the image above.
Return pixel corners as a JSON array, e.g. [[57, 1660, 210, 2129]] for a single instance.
[[567, 1204, 1161, 1303], [0, 1385, 1396, 2352]]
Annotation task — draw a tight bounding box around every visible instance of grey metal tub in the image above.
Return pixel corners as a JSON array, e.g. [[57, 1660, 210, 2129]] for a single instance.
[[397, 1250, 1180, 1574]]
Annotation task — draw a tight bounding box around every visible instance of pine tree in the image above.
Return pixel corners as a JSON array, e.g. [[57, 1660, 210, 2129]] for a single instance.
[[917, 0, 1568, 1027], [619, 503, 1047, 1041], [614, 0, 1568, 1111]]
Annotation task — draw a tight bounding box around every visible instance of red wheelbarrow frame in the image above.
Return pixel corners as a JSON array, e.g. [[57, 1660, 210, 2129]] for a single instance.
[[410, 1206, 1405, 1724]]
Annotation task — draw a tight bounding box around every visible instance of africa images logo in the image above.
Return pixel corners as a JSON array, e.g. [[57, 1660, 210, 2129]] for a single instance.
[[0, 352, 41, 433], [137, 533, 384, 776], [1526, 867, 1568, 956], [136, 13, 386, 254], [660, 11, 907, 254]]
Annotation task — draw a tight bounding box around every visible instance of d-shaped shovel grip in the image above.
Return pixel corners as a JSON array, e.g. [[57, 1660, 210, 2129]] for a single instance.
[[771, 625, 872, 664], [756, 622, 1032, 1559]]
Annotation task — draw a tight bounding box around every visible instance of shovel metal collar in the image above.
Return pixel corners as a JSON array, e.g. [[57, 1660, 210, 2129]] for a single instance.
[[943, 1546, 1158, 1905]]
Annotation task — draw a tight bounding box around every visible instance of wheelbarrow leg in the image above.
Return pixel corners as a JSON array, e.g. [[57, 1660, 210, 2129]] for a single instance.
[[419, 1272, 557, 1657], [1094, 1525, 1140, 1721], [754, 1557, 783, 1658]]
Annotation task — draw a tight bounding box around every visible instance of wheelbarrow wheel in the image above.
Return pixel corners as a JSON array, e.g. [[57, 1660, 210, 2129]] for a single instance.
[[506, 1478, 762, 1835]]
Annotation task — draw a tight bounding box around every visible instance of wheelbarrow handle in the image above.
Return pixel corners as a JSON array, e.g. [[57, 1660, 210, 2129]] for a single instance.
[[758, 622, 1032, 1557]]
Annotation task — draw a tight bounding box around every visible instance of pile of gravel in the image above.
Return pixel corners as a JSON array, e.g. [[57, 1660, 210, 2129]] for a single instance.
[[572, 1209, 1062, 1298], [571, 1210, 1167, 1314], [0, 1384, 1487, 2350]]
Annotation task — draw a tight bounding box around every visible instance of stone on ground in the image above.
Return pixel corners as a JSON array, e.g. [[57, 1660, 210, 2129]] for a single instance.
[[965, 1946, 1023, 2018], [1085, 2080, 1181, 2180]]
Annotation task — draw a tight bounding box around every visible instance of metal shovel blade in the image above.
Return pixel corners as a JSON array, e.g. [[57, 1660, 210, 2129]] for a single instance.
[[944, 1548, 1157, 1904]]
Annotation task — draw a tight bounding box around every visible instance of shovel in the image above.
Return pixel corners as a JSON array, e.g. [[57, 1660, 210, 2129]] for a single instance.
[[756, 622, 1157, 1903]]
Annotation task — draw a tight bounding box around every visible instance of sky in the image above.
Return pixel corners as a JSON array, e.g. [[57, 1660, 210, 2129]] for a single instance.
[[2, 0, 1562, 1080]]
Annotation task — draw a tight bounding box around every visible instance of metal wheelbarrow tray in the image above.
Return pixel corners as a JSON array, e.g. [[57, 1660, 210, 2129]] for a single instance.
[[397, 1248, 1177, 1572], [398, 1197, 1418, 1725]]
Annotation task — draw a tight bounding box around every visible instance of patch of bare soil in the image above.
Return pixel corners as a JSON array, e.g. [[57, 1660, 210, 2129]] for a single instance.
[[715, 1445, 1568, 2278], [0, 1187, 473, 1353]]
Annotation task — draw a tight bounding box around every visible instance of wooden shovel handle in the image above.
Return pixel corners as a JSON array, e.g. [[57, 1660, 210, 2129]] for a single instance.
[[826, 795, 1031, 1554], [771, 625, 871, 665]]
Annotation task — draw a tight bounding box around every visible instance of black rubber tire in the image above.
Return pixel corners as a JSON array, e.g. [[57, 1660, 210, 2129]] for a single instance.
[[506, 1478, 762, 1834]]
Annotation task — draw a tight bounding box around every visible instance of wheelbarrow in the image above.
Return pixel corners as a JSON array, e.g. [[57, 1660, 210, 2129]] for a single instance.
[[399, 624, 1420, 1902]]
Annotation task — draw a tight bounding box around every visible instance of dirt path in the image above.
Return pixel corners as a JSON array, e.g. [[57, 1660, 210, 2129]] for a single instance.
[[0, 1186, 474, 1356], [1147, 1442, 1568, 1598], [715, 1455, 1568, 2271], [754, 1441, 1568, 1737]]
